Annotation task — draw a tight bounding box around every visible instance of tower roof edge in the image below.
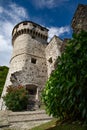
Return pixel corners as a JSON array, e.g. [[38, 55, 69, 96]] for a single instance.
[[12, 21, 49, 35]]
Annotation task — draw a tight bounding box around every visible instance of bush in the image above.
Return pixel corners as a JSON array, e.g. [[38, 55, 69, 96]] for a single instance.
[[42, 31, 87, 123], [3, 85, 29, 111]]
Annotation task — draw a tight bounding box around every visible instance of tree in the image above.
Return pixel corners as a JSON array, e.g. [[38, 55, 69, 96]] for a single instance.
[[3, 85, 29, 111], [42, 31, 87, 122], [0, 66, 8, 97]]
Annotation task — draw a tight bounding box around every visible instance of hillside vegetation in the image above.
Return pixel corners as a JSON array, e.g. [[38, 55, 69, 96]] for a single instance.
[[0, 66, 9, 97]]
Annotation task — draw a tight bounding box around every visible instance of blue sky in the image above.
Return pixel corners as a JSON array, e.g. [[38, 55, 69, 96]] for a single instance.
[[0, 0, 87, 66]]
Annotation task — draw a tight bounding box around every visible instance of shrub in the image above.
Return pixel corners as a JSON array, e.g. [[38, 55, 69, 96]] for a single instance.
[[42, 31, 87, 123], [3, 85, 29, 111]]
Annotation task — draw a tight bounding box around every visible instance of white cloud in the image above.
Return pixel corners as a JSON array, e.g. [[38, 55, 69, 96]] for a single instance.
[[0, 35, 12, 66], [0, 3, 29, 66], [0, 6, 3, 13], [7, 3, 28, 22], [0, 35, 11, 52], [32, 0, 69, 8], [9, 3, 28, 17], [48, 26, 70, 41]]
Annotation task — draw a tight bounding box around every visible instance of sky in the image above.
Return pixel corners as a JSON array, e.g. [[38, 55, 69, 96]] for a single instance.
[[0, 0, 87, 66]]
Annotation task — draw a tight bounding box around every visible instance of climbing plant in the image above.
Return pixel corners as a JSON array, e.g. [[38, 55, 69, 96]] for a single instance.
[[42, 30, 87, 123]]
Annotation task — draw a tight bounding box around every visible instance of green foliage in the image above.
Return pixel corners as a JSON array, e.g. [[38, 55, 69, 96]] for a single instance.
[[42, 31, 87, 123], [3, 85, 29, 111], [0, 66, 8, 97]]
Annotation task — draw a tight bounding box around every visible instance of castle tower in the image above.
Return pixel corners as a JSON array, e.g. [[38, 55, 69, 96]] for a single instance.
[[71, 4, 87, 33], [0, 21, 48, 110]]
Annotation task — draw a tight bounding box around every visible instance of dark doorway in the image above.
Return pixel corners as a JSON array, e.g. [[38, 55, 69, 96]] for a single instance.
[[26, 84, 38, 110]]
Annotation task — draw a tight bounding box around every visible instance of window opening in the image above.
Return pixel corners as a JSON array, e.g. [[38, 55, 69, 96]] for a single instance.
[[31, 58, 36, 64], [48, 57, 53, 63]]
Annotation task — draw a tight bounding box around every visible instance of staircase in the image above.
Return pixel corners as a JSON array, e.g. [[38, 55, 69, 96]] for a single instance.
[[0, 110, 52, 130], [0, 111, 9, 128], [27, 95, 38, 111]]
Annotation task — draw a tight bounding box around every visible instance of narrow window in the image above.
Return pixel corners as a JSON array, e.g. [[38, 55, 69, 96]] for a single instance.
[[48, 57, 53, 63], [31, 58, 36, 64]]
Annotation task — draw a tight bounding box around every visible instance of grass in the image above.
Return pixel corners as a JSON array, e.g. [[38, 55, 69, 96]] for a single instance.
[[40, 103, 46, 110], [30, 118, 87, 130]]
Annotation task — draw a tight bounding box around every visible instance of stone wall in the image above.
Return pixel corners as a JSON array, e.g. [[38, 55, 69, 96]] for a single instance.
[[45, 36, 63, 77], [71, 4, 87, 33], [11, 33, 47, 87]]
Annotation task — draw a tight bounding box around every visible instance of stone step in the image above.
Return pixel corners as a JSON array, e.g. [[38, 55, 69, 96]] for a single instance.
[[9, 120, 51, 130], [8, 113, 52, 123], [8, 110, 52, 129], [8, 110, 45, 115], [0, 111, 9, 128]]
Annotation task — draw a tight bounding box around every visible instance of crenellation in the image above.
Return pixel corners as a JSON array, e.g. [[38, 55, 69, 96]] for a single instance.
[[12, 21, 48, 40], [12, 27, 48, 45]]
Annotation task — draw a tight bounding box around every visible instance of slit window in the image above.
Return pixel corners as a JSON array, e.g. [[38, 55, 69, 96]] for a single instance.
[[48, 57, 53, 63], [31, 58, 37, 64]]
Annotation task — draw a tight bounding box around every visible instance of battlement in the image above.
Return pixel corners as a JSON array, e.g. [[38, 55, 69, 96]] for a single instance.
[[12, 21, 48, 45], [71, 4, 87, 33]]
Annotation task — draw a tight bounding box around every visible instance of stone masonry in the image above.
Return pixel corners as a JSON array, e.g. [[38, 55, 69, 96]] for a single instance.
[[0, 21, 63, 110], [71, 4, 87, 33], [0, 4, 87, 110]]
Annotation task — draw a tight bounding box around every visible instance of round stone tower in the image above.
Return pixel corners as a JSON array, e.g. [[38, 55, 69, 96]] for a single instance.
[[0, 21, 48, 110]]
